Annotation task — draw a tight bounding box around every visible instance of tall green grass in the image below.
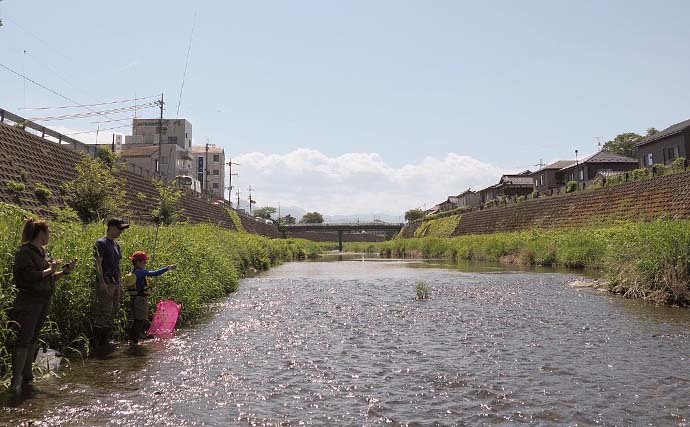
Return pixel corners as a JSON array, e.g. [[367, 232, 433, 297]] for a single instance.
[[0, 203, 328, 382], [346, 220, 690, 305]]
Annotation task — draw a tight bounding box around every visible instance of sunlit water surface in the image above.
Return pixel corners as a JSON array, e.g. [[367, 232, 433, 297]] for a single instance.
[[2, 257, 689, 426]]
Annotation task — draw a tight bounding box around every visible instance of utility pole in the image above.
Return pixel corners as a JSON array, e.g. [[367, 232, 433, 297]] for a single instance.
[[248, 185, 256, 216], [226, 158, 240, 202], [204, 139, 215, 199], [236, 188, 241, 210], [155, 93, 165, 180]]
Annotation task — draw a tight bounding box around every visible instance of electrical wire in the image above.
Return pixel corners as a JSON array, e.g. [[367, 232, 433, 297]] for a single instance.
[[20, 95, 160, 110], [0, 62, 141, 129], [66, 124, 130, 136], [29, 102, 157, 121]]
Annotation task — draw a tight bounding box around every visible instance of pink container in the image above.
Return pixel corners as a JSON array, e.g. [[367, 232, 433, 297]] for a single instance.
[[147, 299, 182, 338]]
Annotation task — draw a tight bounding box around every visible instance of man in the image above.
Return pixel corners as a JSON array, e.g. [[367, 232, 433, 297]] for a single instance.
[[92, 218, 129, 355]]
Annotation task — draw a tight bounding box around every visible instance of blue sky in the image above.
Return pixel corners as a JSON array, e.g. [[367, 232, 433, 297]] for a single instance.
[[2, 1, 690, 214]]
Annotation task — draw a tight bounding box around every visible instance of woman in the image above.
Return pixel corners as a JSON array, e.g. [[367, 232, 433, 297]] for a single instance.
[[10, 218, 77, 395]]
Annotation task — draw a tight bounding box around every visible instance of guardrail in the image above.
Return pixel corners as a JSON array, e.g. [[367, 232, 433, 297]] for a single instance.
[[0, 107, 99, 156]]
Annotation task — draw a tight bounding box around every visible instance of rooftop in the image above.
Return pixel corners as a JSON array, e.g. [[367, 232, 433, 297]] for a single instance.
[[533, 160, 576, 173], [560, 151, 637, 170], [191, 145, 225, 154], [636, 118, 690, 147], [121, 145, 160, 157]]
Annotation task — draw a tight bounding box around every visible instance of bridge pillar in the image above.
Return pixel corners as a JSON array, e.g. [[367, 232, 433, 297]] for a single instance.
[[338, 230, 343, 252]]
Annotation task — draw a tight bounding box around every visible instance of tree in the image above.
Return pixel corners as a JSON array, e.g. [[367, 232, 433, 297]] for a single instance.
[[602, 132, 643, 158], [63, 155, 127, 222], [254, 206, 276, 219], [96, 147, 121, 170], [646, 127, 659, 136], [299, 212, 324, 224], [279, 214, 296, 224], [404, 208, 425, 223], [152, 180, 182, 225]]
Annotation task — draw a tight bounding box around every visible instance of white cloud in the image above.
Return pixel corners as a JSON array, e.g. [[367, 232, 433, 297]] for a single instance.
[[232, 148, 510, 216]]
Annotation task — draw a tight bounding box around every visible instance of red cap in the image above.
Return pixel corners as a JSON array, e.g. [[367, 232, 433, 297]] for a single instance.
[[128, 251, 149, 262]]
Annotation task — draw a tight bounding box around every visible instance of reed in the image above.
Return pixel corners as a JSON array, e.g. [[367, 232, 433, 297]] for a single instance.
[[346, 220, 690, 305], [0, 203, 327, 383]]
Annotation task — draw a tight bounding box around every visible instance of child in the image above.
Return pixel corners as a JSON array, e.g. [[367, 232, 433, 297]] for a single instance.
[[125, 251, 176, 355]]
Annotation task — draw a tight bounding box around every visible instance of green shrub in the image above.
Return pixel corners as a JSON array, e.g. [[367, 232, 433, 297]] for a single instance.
[[414, 215, 460, 238], [228, 209, 246, 232], [6, 180, 25, 197], [34, 182, 53, 201], [516, 195, 526, 202], [0, 202, 325, 383], [566, 181, 578, 193], [415, 281, 431, 300], [531, 190, 539, 199], [62, 155, 127, 222], [351, 220, 690, 306]]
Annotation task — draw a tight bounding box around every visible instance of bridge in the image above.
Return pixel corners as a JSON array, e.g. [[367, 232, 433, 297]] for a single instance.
[[278, 223, 405, 251]]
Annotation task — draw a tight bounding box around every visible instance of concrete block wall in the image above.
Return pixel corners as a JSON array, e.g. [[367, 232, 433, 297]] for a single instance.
[[0, 122, 237, 229], [453, 170, 690, 235]]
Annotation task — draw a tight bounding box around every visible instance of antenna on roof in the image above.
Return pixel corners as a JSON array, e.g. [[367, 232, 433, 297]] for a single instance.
[[534, 158, 545, 169], [595, 136, 602, 150]]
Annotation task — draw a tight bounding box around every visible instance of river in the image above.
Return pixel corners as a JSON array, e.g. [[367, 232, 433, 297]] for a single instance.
[[1, 256, 689, 426]]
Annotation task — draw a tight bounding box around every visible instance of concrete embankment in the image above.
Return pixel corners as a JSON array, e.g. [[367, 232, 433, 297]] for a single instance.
[[399, 169, 690, 238]]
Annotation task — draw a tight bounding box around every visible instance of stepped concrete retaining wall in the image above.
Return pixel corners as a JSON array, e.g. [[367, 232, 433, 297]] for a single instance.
[[0, 122, 248, 231], [396, 170, 690, 237]]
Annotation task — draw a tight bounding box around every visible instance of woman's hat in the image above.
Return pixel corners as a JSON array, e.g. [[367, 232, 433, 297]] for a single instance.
[[129, 250, 149, 261]]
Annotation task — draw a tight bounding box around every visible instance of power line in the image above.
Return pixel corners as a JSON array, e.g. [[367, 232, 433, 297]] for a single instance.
[[67, 124, 130, 136], [176, 9, 197, 117], [0, 62, 136, 129], [20, 95, 160, 110], [29, 102, 158, 121]]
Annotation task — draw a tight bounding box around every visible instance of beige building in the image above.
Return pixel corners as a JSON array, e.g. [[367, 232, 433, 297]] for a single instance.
[[191, 145, 225, 199], [123, 118, 194, 183]]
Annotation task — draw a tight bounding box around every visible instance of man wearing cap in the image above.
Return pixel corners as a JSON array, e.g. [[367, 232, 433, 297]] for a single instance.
[[91, 218, 129, 355]]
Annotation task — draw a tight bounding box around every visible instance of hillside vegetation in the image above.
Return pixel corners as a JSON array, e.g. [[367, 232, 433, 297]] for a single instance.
[[347, 220, 690, 306], [0, 203, 329, 382]]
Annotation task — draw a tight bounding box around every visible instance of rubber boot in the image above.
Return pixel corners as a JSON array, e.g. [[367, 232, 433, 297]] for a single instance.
[[22, 344, 36, 384], [9, 347, 29, 395]]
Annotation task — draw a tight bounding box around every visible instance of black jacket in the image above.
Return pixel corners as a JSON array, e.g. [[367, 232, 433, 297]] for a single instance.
[[13, 243, 55, 300]]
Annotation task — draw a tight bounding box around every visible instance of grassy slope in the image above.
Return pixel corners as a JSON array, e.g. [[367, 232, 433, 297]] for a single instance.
[[0, 203, 330, 381], [346, 220, 690, 306]]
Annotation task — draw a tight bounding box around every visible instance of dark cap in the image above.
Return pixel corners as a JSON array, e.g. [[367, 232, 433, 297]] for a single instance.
[[107, 218, 130, 230]]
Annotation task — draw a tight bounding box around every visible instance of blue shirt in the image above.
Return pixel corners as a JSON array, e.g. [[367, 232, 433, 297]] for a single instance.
[[132, 266, 170, 295], [94, 237, 122, 285]]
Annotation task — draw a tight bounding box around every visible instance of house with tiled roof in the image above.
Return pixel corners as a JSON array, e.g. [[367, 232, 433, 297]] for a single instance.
[[530, 160, 576, 192], [479, 170, 534, 203], [560, 151, 637, 184], [636, 118, 690, 167]]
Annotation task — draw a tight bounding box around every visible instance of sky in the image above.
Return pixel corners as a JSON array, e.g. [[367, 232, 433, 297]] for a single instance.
[[2, 1, 690, 216]]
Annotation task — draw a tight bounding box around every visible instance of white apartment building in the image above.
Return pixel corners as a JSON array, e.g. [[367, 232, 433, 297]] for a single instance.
[[123, 118, 194, 183], [191, 145, 225, 199]]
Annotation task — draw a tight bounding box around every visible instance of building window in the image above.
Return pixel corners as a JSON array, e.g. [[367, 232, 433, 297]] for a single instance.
[[168, 136, 178, 145], [646, 153, 653, 166], [212, 169, 219, 175], [578, 169, 584, 181], [155, 159, 159, 173], [213, 154, 220, 162], [212, 183, 219, 189], [540, 174, 544, 186]]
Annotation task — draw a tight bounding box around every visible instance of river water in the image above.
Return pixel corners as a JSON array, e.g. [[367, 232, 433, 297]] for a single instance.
[[2, 257, 689, 426]]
